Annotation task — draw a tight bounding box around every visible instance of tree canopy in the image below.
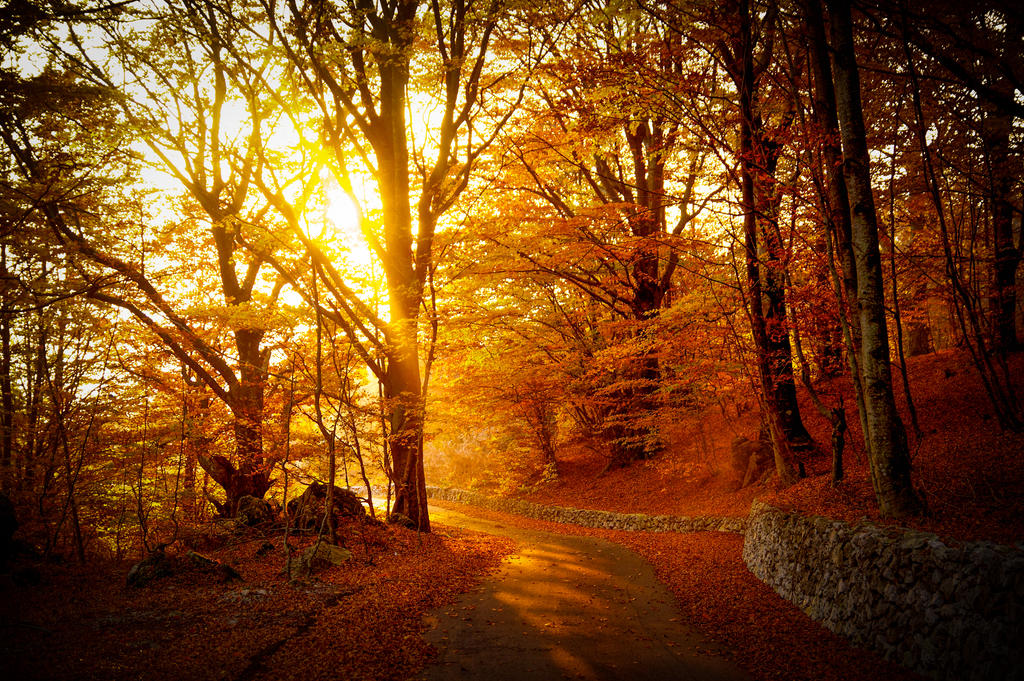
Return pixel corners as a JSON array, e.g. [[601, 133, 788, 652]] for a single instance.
[[2, 0, 1022, 556]]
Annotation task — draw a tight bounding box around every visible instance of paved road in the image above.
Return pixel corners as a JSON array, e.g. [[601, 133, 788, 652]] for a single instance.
[[418, 504, 753, 681]]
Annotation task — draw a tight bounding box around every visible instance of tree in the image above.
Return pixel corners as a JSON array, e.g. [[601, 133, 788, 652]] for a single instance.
[[884, 0, 1023, 430], [258, 0, 548, 530], [890, 0, 1023, 351], [714, 0, 810, 483], [481, 1, 719, 464], [0, 53, 144, 552], [36, 0, 308, 515], [827, 0, 920, 517], [800, 0, 866, 480]]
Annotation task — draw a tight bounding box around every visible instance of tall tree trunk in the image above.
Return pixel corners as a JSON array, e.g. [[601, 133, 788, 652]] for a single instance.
[[829, 0, 920, 517], [232, 328, 271, 497], [591, 115, 671, 464], [383, 333, 428, 530], [374, 8, 430, 531], [806, 0, 870, 449], [624, 121, 670, 461], [758, 168, 812, 445], [729, 0, 807, 484], [982, 85, 1021, 352], [0, 245, 12, 489]]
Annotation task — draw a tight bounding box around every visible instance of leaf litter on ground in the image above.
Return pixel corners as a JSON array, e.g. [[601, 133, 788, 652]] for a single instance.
[[0, 523, 514, 681]]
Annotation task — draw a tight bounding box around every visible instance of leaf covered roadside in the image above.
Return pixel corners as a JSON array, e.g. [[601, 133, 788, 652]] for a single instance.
[[0, 525, 514, 681], [516, 350, 1024, 546]]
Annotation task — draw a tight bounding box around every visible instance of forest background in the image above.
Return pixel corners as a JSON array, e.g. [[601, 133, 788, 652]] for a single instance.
[[1, 0, 1022, 561]]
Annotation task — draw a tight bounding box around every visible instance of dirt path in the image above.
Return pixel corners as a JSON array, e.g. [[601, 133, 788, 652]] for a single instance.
[[419, 504, 753, 681]]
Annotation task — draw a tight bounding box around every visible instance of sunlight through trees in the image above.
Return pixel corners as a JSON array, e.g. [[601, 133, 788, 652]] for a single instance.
[[2, 0, 1022, 559]]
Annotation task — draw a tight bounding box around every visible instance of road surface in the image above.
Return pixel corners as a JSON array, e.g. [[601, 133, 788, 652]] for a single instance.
[[418, 504, 753, 681]]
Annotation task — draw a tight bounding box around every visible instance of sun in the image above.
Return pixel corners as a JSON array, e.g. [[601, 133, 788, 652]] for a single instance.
[[323, 182, 379, 275], [325, 185, 361, 233]]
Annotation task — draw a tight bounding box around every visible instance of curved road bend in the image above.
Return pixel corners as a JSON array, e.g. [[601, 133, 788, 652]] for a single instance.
[[418, 504, 753, 681]]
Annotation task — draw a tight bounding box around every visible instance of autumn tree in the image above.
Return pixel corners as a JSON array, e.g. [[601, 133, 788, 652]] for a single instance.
[[684, 0, 807, 485], [36, 0, 313, 515], [254, 0, 551, 530], [823, 0, 920, 517], [0, 51, 147, 553], [476, 1, 720, 464], [889, 0, 1023, 353], [881, 0, 1023, 430]]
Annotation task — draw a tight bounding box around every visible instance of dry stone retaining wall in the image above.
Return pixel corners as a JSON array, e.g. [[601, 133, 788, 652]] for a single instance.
[[425, 486, 745, 533], [743, 500, 1024, 681]]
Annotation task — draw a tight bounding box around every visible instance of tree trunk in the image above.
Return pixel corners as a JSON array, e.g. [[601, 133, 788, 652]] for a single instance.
[[829, 0, 920, 517], [374, 8, 430, 531], [806, 0, 871, 453], [591, 118, 671, 464], [760, 209, 812, 445], [197, 452, 271, 517], [198, 334, 271, 517], [982, 85, 1021, 352], [0, 245, 12, 489], [731, 0, 808, 483], [195, 387, 271, 517], [383, 284, 428, 530], [622, 135, 668, 461]]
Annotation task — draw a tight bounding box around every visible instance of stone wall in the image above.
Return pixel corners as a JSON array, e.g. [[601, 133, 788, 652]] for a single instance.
[[425, 486, 745, 534], [743, 500, 1024, 681]]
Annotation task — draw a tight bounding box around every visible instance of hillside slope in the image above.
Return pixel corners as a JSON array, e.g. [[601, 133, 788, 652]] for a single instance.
[[516, 350, 1024, 545]]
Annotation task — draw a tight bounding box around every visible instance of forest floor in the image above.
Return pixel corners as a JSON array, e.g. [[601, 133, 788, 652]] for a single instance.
[[0, 523, 513, 681]]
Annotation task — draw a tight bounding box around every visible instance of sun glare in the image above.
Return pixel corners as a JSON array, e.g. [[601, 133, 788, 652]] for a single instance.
[[324, 183, 378, 275], [326, 186, 361, 232]]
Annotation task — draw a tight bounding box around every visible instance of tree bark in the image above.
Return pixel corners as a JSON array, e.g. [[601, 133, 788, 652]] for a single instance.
[[0, 245, 12, 489], [829, 0, 920, 517], [383, 334, 428, 530], [982, 80, 1021, 352], [805, 0, 871, 453], [727, 0, 808, 483], [373, 0, 430, 532]]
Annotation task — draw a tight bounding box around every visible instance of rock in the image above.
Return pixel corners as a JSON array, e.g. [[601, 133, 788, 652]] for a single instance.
[[236, 495, 274, 526], [127, 548, 243, 587], [287, 482, 365, 531], [127, 548, 173, 587], [387, 512, 416, 529], [202, 517, 246, 547], [186, 550, 243, 582], [306, 542, 352, 568], [290, 542, 352, 580]]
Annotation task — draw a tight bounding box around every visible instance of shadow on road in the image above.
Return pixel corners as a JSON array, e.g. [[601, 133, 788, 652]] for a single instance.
[[419, 504, 753, 681]]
